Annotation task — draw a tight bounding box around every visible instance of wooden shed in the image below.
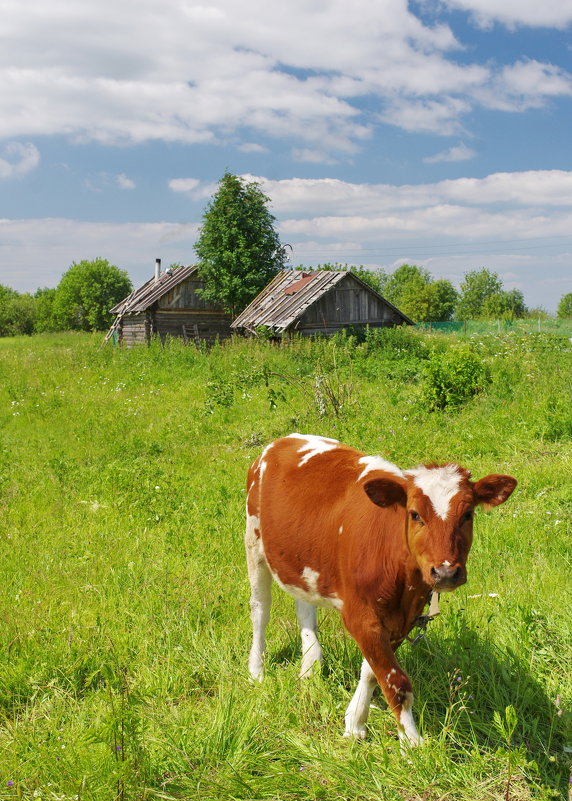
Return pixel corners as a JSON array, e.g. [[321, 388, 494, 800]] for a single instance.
[[108, 263, 232, 346], [231, 270, 413, 336]]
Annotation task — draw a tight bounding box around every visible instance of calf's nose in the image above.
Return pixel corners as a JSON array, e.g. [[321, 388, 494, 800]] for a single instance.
[[430, 563, 462, 587]]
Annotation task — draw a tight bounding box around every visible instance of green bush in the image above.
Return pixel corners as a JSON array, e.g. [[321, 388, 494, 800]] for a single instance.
[[421, 347, 491, 410]]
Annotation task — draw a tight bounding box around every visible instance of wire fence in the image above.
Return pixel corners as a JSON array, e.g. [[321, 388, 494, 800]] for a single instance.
[[415, 319, 572, 337]]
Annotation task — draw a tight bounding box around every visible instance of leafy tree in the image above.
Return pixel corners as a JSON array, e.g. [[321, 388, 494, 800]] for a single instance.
[[455, 269, 503, 320], [557, 292, 572, 318], [481, 288, 526, 320], [194, 172, 286, 314], [0, 285, 36, 336], [382, 264, 457, 322], [51, 258, 132, 331], [34, 287, 57, 333], [0, 285, 18, 336]]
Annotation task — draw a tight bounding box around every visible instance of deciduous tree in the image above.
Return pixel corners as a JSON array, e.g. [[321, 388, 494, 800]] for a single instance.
[[557, 292, 572, 317], [383, 264, 457, 322], [455, 269, 503, 320], [51, 258, 132, 331], [194, 172, 286, 314]]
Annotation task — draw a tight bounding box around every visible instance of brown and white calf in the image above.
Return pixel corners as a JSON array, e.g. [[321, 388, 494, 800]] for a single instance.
[[245, 434, 516, 746]]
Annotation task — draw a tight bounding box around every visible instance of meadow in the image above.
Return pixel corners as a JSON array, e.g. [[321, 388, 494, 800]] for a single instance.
[[0, 328, 570, 801]]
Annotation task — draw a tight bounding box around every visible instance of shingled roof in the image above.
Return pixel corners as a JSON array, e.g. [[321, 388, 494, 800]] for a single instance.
[[231, 270, 413, 333], [110, 264, 199, 315]]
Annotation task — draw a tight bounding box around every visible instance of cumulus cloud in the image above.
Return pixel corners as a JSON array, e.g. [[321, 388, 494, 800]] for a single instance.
[[292, 148, 339, 165], [0, 0, 571, 155], [0, 218, 199, 292], [0, 141, 40, 178], [168, 178, 217, 199], [116, 173, 135, 189], [424, 143, 477, 163], [434, 0, 572, 30]]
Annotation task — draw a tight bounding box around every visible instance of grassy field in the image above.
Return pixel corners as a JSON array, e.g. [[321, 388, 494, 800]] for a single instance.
[[0, 328, 570, 801]]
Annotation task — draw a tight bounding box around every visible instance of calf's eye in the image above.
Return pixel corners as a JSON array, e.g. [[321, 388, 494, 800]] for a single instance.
[[462, 510, 473, 523], [410, 510, 421, 523]]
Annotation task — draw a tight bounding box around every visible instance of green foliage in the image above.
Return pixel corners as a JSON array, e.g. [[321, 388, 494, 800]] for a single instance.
[[383, 264, 457, 322], [455, 269, 528, 321], [33, 287, 57, 332], [557, 292, 572, 318], [481, 288, 527, 320], [195, 172, 286, 314], [0, 285, 36, 336], [455, 268, 503, 319], [51, 258, 132, 331], [421, 346, 491, 410]]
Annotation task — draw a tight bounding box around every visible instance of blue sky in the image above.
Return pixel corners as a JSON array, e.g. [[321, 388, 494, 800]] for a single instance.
[[1, 0, 571, 312]]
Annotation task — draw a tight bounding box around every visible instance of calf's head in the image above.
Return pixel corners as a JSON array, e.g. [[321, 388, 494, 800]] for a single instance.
[[364, 465, 516, 591]]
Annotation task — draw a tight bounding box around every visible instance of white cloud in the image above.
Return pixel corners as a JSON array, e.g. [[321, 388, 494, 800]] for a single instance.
[[116, 173, 135, 189], [168, 177, 217, 199], [0, 0, 570, 154], [292, 148, 339, 165], [0, 141, 40, 178], [238, 142, 268, 153], [434, 0, 572, 30], [0, 218, 199, 291], [424, 143, 477, 163]]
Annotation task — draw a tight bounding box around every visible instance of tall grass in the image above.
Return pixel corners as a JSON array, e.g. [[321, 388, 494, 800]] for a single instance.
[[0, 330, 570, 800]]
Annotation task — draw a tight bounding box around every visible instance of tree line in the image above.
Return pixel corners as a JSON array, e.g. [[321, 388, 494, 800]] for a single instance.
[[1, 171, 571, 336], [0, 258, 132, 337], [310, 262, 572, 323]]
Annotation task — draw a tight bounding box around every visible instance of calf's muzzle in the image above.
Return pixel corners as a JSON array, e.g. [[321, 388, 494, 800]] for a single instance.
[[430, 563, 465, 590]]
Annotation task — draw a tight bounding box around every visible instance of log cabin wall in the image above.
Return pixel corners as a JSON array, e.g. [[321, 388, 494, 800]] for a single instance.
[[153, 274, 232, 344], [120, 313, 150, 346], [296, 274, 404, 335], [117, 272, 232, 346]]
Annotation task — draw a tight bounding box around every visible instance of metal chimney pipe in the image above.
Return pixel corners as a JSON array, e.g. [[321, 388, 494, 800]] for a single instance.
[[154, 258, 161, 283]]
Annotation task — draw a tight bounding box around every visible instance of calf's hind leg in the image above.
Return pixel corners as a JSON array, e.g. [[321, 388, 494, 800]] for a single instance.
[[245, 519, 272, 680], [296, 600, 323, 677]]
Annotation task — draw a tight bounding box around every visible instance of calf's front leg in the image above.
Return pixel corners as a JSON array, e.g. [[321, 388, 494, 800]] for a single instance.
[[343, 609, 422, 747]]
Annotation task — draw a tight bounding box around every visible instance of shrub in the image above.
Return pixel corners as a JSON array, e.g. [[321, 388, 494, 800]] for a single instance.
[[420, 347, 491, 410]]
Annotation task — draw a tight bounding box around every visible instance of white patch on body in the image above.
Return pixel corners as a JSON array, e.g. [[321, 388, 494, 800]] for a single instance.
[[257, 442, 275, 481], [246, 513, 261, 538], [301, 566, 319, 593], [357, 455, 404, 481], [405, 464, 462, 520], [286, 433, 339, 466], [338, 525, 343, 534], [270, 565, 343, 610]]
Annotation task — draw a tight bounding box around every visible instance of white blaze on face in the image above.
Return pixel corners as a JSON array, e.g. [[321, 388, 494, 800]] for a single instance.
[[287, 433, 339, 466], [357, 455, 404, 481], [405, 464, 463, 520]]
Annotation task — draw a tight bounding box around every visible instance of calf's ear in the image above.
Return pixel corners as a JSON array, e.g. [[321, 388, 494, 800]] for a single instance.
[[364, 477, 407, 508], [473, 474, 517, 510]]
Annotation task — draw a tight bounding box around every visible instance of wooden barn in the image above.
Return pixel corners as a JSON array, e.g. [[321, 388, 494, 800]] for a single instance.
[[108, 261, 232, 346], [231, 270, 413, 337]]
